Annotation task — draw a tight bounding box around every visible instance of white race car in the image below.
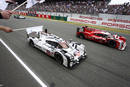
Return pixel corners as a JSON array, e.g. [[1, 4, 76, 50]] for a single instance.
[[26, 26, 87, 68], [14, 15, 26, 19]]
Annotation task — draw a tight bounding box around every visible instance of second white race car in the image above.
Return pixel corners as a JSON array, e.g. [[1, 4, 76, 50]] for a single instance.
[[26, 26, 87, 68], [14, 15, 26, 19]]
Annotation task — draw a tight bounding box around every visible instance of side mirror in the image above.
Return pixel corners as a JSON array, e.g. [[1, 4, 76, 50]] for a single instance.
[[45, 29, 47, 33], [37, 32, 40, 38]]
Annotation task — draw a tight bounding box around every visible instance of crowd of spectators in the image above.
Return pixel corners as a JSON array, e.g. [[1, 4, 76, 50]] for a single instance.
[[7, 0, 130, 15]]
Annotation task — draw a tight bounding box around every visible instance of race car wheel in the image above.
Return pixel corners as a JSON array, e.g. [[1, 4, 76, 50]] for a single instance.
[[77, 27, 80, 32], [79, 34, 85, 39], [108, 40, 116, 48], [54, 53, 63, 65], [29, 40, 34, 47], [66, 57, 72, 68]]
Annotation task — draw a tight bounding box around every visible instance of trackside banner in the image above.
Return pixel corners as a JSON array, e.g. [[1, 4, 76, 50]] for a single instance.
[[67, 17, 130, 30]]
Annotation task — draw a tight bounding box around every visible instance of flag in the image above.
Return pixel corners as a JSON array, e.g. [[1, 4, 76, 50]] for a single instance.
[[0, 0, 8, 10], [26, 0, 45, 8], [39, 0, 45, 3], [109, 0, 130, 5]]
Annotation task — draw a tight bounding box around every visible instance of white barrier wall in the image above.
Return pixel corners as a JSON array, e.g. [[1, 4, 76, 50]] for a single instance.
[[67, 17, 130, 30], [18, 10, 130, 30], [36, 12, 130, 30], [99, 14, 130, 20], [67, 14, 130, 30]]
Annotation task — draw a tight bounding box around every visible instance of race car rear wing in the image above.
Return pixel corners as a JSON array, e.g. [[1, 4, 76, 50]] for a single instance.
[[26, 26, 44, 38], [26, 26, 43, 34]]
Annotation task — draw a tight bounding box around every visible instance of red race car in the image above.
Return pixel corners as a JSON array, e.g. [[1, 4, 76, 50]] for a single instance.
[[76, 26, 126, 50]]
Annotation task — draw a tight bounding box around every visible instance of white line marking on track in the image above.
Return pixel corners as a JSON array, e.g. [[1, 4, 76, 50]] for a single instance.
[[0, 38, 47, 87]]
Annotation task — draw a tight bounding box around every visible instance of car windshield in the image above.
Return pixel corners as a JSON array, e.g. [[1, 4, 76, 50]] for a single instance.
[[59, 42, 69, 49], [101, 33, 112, 38], [102, 34, 108, 38], [106, 33, 113, 38]]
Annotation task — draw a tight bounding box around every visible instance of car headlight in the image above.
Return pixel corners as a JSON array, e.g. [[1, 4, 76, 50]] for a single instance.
[[84, 51, 87, 56], [65, 54, 75, 61], [69, 55, 75, 61]]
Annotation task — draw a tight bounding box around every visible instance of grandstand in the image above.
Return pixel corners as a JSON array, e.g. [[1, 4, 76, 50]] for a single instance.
[[7, 0, 130, 15]]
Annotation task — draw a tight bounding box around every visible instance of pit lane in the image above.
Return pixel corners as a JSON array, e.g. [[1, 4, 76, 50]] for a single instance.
[[0, 16, 130, 87]]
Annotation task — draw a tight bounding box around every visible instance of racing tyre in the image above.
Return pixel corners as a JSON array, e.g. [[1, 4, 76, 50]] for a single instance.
[[54, 53, 63, 65], [108, 40, 116, 48], [76, 28, 80, 37], [29, 40, 34, 47], [77, 27, 80, 32], [79, 34, 85, 39], [67, 58, 73, 68]]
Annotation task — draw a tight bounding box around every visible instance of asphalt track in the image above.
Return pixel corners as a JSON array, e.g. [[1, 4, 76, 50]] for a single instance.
[[0, 16, 130, 87]]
